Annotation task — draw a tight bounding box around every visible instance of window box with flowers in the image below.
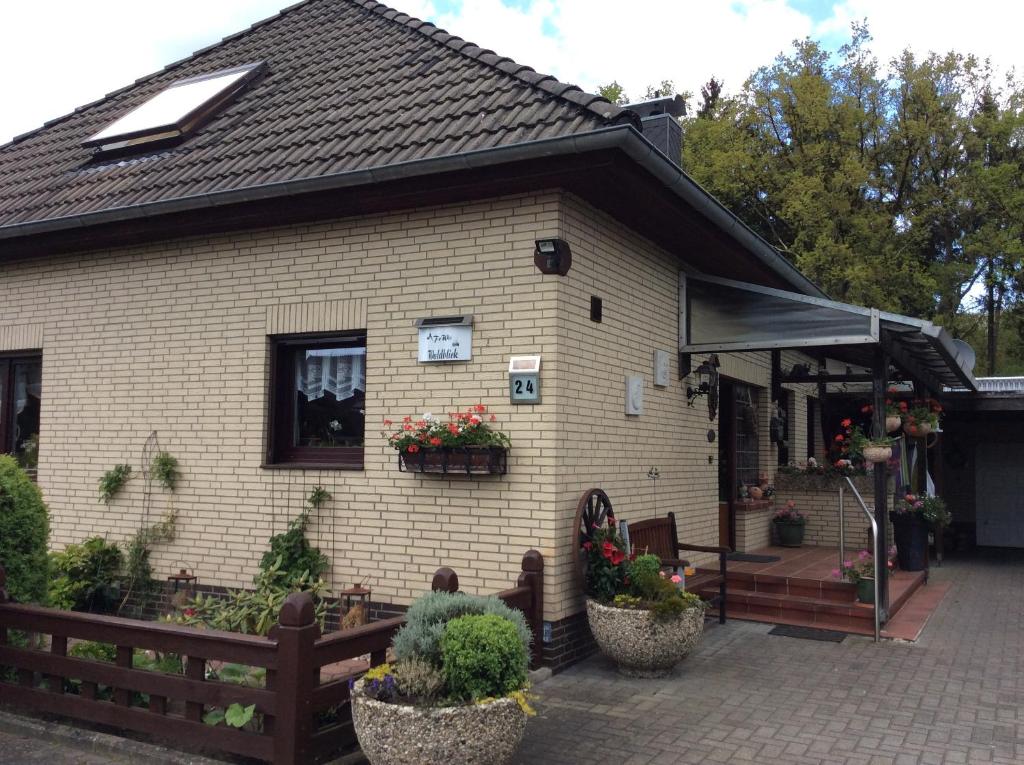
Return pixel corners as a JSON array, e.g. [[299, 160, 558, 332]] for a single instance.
[[772, 500, 806, 547], [579, 517, 706, 678], [385, 405, 510, 476]]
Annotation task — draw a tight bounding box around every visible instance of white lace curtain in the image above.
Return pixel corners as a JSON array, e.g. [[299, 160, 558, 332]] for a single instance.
[[296, 348, 366, 401]]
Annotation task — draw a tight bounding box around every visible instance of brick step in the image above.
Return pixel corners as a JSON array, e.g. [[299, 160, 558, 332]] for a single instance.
[[696, 568, 856, 603], [697, 585, 876, 634]]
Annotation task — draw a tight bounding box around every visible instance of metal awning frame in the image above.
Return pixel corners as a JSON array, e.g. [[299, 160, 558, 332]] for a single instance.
[[681, 274, 977, 394]]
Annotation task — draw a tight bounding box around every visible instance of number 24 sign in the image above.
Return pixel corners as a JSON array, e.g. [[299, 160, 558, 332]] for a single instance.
[[509, 373, 540, 403]]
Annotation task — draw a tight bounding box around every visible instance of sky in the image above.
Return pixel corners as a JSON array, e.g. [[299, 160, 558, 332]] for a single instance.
[[2, 0, 1021, 145]]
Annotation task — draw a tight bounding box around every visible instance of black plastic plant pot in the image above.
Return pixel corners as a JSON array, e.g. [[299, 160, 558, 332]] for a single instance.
[[890, 512, 929, 571], [773, 520, 805, 548]]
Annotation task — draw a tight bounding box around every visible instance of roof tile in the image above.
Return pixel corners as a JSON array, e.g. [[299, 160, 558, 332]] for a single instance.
[[0, 0, 635, 231]]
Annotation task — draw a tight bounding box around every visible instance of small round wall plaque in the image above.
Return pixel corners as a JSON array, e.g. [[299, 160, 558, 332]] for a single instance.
[[706, 429, 716, 443]]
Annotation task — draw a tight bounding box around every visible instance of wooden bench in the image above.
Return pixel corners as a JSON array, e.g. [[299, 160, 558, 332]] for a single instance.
[[628, 512, 730, 624]]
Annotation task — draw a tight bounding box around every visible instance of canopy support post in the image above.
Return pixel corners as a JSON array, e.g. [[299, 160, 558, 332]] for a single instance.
[[871, 343, 890, 620]]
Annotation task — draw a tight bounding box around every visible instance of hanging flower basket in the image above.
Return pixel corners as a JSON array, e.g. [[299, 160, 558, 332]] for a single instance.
[[885, 415, 902, 433], [398, 446, 508, 476], [861, 445, 892, 464]]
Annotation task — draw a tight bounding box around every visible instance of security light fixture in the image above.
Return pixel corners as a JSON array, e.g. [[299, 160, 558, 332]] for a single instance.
[[686, 354, 720, 420], [534, 238, 572, 275]]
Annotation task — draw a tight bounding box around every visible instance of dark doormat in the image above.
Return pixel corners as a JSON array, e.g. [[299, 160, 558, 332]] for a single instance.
[[769, 625, 846, 642], [727, 552, 782, 563]]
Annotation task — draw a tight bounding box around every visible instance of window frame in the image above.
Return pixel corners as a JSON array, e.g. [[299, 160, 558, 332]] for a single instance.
[[0, 351, 43, 459], [266, 332, 366, 470]]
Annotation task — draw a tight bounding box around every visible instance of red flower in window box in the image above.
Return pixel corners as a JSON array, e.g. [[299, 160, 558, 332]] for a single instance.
[[407, 444, 420, 454]]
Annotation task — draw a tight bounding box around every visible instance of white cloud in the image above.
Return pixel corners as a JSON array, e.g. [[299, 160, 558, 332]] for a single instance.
[[1, 1, 286, 144], [3, 0, 1021, 145]]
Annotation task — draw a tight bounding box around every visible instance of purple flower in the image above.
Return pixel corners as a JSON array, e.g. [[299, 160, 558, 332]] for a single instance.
[[844, 560, 852, 569], [831, 568, 841, 579]]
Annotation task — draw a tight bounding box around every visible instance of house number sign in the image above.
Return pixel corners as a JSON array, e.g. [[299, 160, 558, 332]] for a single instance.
[[416, 316, 473, 362], [509, 355, 541, 404]]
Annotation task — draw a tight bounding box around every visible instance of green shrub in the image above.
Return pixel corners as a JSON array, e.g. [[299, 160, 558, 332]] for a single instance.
[[98, 464, 132, 504], [441, 614, 528, 701], [627, 554, 662, 585], [392, 591, 531, 667], [395, 657, 445, 703], [68, 640, 117, 663], [0, 455, 49, 603], [48, 537, 123, 612], [258, 512, 328, 585], [181, 559, 330, 635]]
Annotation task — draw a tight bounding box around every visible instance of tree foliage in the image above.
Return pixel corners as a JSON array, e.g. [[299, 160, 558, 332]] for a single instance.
[[678, 25, 1024, 372], [0, 455, 49, 603]]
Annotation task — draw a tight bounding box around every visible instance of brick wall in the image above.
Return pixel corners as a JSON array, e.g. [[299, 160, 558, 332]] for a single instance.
[[773, 472, 893, 550], [0, 188, 820, 642], [0, 192, 565, 610]]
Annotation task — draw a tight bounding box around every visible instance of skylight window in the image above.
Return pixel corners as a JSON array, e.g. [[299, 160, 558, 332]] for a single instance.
[[83, 62, 264, 155]]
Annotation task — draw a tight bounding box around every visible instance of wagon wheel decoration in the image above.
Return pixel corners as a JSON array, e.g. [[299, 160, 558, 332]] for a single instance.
[[573, 488, 615, 595]]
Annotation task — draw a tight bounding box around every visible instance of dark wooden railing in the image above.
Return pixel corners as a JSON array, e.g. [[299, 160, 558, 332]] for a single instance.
[[0, 550, 544, 765]]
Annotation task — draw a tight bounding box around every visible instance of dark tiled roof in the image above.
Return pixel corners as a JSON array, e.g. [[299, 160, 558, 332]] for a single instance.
[[0, 0, 635, 231]]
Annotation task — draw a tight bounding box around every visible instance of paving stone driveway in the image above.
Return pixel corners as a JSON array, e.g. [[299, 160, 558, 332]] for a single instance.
[[517, 550, 1024, 765]]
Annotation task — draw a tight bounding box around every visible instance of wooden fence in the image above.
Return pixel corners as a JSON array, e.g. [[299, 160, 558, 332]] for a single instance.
[[0, 550, 544, 765]]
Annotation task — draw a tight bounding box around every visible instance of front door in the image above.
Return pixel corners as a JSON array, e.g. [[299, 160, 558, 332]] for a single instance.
[[718, 380, 761, 550]]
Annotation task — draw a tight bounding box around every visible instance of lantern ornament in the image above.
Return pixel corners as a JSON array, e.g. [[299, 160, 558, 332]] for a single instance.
[[686, 354, 721, 421]]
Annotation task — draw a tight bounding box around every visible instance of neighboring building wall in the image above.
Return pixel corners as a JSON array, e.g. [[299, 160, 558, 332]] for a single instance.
[[0, 192, 566, 609]]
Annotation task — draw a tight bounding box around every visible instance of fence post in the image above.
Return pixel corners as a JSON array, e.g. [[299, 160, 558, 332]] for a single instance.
[[517, 550, 544, 669], [431, 567, 459, 593], [273, 592, 320, 765]]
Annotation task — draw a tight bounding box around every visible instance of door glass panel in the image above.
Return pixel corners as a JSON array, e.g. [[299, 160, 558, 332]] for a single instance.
[[13, 360, 41, 470], [734, 384, 760, 493]]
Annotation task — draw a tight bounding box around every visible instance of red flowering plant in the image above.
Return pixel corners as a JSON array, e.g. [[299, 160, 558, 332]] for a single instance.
[[582, 517, 627, 602], [904, 399, 942, 433], [894, 492, 951, 527], [383, 404, 511, 453], [832, 418, 892, 466], [582, 516, 704, 619]]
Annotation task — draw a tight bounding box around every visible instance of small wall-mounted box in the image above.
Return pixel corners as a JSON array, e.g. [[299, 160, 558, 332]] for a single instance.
[[509, 355, 541, 404]]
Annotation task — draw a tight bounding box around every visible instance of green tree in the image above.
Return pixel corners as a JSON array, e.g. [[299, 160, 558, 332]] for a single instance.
[[679, 24, 1024, 371]]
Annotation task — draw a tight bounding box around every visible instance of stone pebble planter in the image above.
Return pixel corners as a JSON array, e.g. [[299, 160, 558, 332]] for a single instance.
[[351, 680, 527, 765], [886, 415, 902, 433], [585, 599, 704, 678], [862, 445, 892, 464]]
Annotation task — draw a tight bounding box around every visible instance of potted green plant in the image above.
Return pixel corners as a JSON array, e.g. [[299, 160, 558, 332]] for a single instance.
[[384, 405, 511, 475], [350, 591, 535, 765], [847, 425, 894, 464], [580, 520, 706, 677], [833, 548, 894, 604], [772, 500, 806, 547], [903, 399, 942, 439], [891, 493, 950, 571]]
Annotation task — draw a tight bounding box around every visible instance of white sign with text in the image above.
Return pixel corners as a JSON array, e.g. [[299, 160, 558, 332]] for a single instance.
[[418, 324, 473, 362]]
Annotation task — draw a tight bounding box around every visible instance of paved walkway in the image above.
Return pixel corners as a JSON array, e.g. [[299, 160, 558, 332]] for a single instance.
[[0, 551, 1020, 764], [517, 550, 1024, 765]]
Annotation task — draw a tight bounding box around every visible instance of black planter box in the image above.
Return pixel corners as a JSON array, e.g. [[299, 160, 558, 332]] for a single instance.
[[397, 446, 508, 476]]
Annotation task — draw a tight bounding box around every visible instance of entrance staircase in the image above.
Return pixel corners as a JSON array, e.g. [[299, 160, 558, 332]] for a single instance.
[[690, 564, 927, 636]]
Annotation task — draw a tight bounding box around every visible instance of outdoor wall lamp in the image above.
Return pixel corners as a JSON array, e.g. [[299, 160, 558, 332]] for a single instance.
[[534, 238, 572, 275], [686, 354, 720, 420]]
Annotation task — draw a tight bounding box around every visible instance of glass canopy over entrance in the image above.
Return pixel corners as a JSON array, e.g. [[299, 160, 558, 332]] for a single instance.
[[682, 274, 977, 393]]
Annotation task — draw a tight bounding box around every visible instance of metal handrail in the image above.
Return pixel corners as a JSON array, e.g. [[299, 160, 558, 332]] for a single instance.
[[839, 477, 880, 642]]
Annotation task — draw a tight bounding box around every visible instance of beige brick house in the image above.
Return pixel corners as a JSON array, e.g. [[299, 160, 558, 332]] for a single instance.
[[0, 0, 976, 664]]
